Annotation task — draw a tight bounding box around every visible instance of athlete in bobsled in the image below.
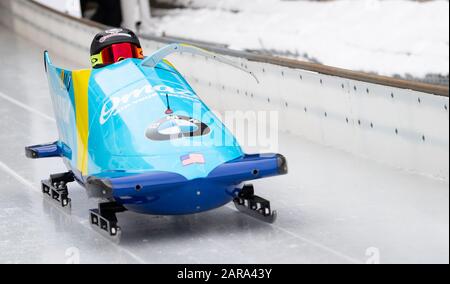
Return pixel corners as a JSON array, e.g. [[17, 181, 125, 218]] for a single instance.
[[25, 28, 288, 237]]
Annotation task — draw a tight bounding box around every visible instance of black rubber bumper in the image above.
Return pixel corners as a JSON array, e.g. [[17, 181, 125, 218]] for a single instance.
[[85, 176, 114, 199], [276, 154, 288, 175]]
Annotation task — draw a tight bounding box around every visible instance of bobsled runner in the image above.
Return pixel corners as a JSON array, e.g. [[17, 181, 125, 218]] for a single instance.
[[26, 42, 288, 237]]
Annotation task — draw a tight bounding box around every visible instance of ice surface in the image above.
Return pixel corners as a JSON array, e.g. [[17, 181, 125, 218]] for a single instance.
[[0, 25, 448, 264], [151, 0, 449, 78]]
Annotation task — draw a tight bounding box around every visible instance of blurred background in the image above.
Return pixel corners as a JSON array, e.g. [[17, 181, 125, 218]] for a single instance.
[[37, 0, 449, 86]]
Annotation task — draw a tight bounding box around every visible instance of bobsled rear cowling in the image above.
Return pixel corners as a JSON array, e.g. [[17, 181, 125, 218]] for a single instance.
[[28, 47, 287, 224]]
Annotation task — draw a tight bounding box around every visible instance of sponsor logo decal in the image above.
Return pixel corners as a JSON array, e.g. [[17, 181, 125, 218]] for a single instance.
[[99, 84, 197, 125], [99, 29, 131, 43], [145, 115, 210, 141], [99, 33, 132, 43], [105, 28, 124, 34]]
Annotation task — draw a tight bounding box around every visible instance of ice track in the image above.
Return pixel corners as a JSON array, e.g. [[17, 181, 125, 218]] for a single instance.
[[0, 26, 448, 264]]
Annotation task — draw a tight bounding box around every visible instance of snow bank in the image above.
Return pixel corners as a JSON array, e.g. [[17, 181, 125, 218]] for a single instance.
[[152, 0, 449, 78]]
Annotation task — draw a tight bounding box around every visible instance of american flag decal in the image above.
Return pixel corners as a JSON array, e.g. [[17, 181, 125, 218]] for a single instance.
[[180, 153, 205, 166]]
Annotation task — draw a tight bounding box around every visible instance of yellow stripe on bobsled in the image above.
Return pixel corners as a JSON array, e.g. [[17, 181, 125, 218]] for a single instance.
[[72, 69, 91, 175]]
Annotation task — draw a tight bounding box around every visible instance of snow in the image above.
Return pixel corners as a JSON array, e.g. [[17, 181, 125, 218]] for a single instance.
[[151, 0, 449, 78]]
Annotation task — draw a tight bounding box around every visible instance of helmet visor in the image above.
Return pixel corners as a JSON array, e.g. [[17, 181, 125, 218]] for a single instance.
[[91, 43, 143, 67]]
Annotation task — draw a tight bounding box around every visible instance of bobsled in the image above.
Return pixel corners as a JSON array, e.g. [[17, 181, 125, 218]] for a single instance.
[[26, 43, 288, 237]]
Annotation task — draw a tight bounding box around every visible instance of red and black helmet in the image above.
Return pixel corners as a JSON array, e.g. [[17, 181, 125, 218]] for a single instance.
[[90, 28, 144, 68]]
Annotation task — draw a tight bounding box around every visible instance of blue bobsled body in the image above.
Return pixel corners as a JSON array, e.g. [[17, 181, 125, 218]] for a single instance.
[[32, 50, 286, 215]]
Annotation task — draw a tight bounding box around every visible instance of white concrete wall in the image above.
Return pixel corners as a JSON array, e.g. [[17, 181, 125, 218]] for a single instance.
[[120, 0, 153, 32], [33, 0, 81, 18], [1, 0, 448, 180]]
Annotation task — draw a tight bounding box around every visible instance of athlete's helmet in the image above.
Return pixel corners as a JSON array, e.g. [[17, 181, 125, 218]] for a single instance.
[[90, 28, 144, 68]]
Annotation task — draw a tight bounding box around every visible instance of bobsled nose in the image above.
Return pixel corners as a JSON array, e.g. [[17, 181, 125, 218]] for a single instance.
[[277, 154, 288, 175], [84, 154, 288, 198], [82, 153, 287, 215]]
